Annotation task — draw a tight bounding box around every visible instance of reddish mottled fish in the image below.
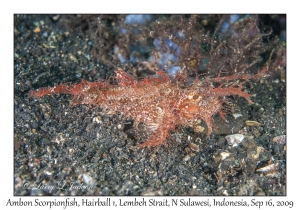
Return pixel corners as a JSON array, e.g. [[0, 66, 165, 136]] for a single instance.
[[29, 68, 265, 147]]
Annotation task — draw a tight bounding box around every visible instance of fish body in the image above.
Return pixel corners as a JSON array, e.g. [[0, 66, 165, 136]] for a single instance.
[[29, 69, 256, 147]]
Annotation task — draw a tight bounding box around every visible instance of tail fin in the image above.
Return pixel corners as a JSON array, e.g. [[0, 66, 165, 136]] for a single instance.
[[28, 84, 70, 98]]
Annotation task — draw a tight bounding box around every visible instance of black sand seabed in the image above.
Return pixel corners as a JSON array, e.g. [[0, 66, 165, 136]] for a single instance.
[[14, 15, 286, 196]]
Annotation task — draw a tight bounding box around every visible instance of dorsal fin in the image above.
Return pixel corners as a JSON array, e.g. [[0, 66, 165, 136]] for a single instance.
[[115, 69, 136, 87]]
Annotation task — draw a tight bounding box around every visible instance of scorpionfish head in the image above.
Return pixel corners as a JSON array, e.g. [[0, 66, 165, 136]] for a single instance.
[[178, 91, 203, 121]]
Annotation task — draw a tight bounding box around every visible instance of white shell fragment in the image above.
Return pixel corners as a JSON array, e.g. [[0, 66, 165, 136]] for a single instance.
[[93, 116, 102, 124], [232, 113, 243, 119], [82, 173, 94, 185], [273, 135, 286, 144], [225, 134, 245, 147], [220, 151, 231, 160], [256, 163, 278, 173]]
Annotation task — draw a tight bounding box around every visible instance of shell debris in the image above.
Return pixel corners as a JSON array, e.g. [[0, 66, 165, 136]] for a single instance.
[[189, 143, 200, 152], [252, 146, 264, 160], [232, 113, 243, 119], [273, 135, 286, 144], [225, 134, 244, 147], [245, 120, 262, 126], [256, 163, 278, 173], [220, 151, 231, 160], [82, 173, 94, 185]]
